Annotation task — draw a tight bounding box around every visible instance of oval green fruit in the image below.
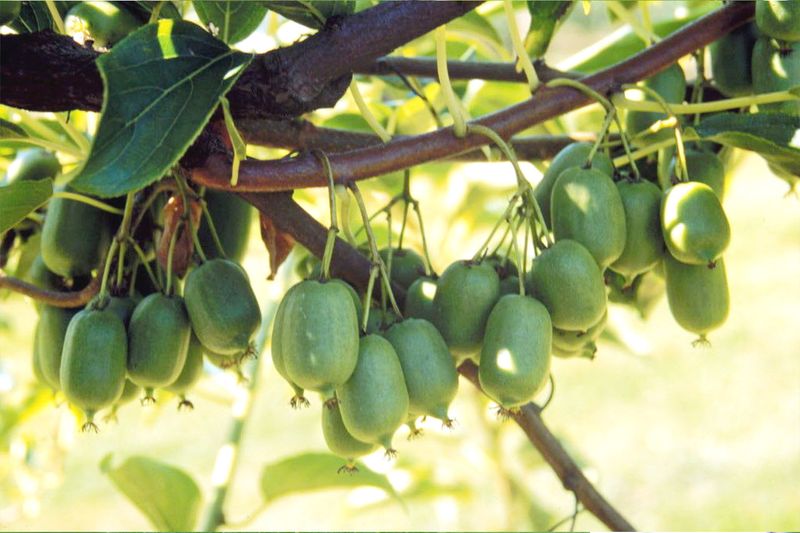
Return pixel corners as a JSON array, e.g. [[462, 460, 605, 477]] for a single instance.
[[280, 280, 359, 395], [607, 268, 666, 320], [404, 276, 437, 323], [756, 0, 800, 42], [499, 275, 521, 296], [116, 379, 141, 405], [610, 179, 664, 284], [330, 279, 363, 323], [65, 1, 141, 47], [271, 283, 307, 406], [661, 182, 730, 266], [552, 310, 607, 351], [364, 306, 400, 334], [184, 259, 260, 356], [710, 23, 757, 97], [41, 191, 112, 278], [664, 254, 729, 342], [551, 166, 627, 269], [36, 305, 78, 390], [127, 293, 191, 391], [752, 37, 800, 115], [479, 295, 552, 409], [104, 296, 137, 327], [32, 323, 48, 387], [666, 149, 727, 200], [526, 240, 606, 331], [322, 401, 378, 464], [26, 255, 62, 313], [60, 308, 127, 428], [433, 260, 500, 356], [625, 64, 686, 142], [534, 142, 614, 226], [379, 247, 426, 289], [384, 319, 458, 423], [336, 334, 409, 451], [198, 190, 253, 263], [3, 148, 60, 184]]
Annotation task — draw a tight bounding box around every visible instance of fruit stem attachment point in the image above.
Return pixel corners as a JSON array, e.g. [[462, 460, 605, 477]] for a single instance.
[[312, 150, 339, 281]]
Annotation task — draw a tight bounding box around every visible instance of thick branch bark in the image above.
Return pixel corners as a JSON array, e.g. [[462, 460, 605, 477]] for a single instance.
[[0, 1, 481, 117], [190, 1, 755, 192], [241, 191, 636, 532], [237, 118, 597, 161]]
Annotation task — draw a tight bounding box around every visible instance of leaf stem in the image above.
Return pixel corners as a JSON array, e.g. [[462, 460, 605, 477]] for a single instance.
[[44, 0, 65, 34], [612, 89, 798, 114]]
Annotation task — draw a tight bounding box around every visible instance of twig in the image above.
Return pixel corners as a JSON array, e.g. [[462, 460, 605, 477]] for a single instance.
[[358, 57, 576, 83], [0, 273, 100, 308], [190, 2, 755, 192], [237, 191, 636, 532]]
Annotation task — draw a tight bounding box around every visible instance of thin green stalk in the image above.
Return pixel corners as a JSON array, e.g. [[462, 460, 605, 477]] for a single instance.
[[436, 25, 466, 138], [50, 192, 124, 215], [411, 201, 434, 277], [199, 198, 227, 259], [115, 193, 136, 289], [508, 217, 525, 296], [612, 136, 678, 168], [612, 89, 798, 114], [361, 266, 379, 332], [471, 194, 520, 263], [165, 223, 181, 296], [44, 0, 65, 34], [349, 183, 402, 317], [606, 0, 658, 45], [97, 239, 120, 303], [54, 113, 91, 154], [585, 109, 617, 168], [350, 79, 392, 143], [313, 151, 339, 280], [622, 83, 688, 181], [126, 237, 161, 292], [502, 0, 539, 90]]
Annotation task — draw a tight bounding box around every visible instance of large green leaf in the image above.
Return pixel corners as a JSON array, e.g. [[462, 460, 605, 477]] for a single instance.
[[526, 1, 574, 58], [100, 454, 202, 532], [265, 0, 356, 29], [70, 20, 252, 198], [9, 1, 71, 33], [194, 1, 267, 44], [260, 452, 398, 505], [0, 178, 53, 233], [691, 113, 800, 174]]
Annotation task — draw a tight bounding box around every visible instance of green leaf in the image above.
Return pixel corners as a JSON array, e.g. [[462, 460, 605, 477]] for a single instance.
[[193, 1, 267, 44], [691, 113, 800, 174], [70, 20, 252, 198], [100, 454, 202, 532], [0, 119, 26, 139], [0, 178, 53, 233], [259, 452, 398, 505], [564, 2, 715, 73], [265, 0, 355, 29], [113, 1, 183, 23], [526, 0, 574, 58]]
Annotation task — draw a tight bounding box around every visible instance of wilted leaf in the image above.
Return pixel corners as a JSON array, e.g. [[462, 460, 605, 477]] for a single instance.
[[100, 454, 201, 532], [259, 212, 295, 279], [70, 20, 252, 197], [0, 178, 53, 233], [157, 194, 202, 278], [194, 1, 267, 44], [260, 452, 398, 505]]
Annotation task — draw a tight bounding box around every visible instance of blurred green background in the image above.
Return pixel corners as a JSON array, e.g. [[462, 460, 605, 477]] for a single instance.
[[1, 1, 799, 531]]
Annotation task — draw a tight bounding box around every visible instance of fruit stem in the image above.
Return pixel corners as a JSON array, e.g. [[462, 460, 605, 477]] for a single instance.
[[198, 191, 228, 259], [585, 108, 617, 170], [97, 238, 119, 303], [43, 0, 65, 34], [361, 265, 379, 332], [114, 192, 136, 290], [313, 150, 339, 281], [435, 25, 467, 138], [125, 237, 162, 292], [509, 216, 526, 296], [349, 183, 403, 317], [49, 192, 124, 216], [411, 200, 435, 277], [175, 172, 207, 263], [690, 49, 706, 126], [502, 0, 539, 91], [622, 83, 688, 181], [165, 221, 181, 296], [349, 79, 392, 143]]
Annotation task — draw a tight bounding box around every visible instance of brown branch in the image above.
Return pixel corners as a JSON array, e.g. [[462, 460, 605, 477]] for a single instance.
[[237, 118, 597, 161], [357, 57, 577, 83], [240, 191, 635, 532], [189, 1, 755, 192], [0, 1, 481, 117], [0, 273, 99, 308]]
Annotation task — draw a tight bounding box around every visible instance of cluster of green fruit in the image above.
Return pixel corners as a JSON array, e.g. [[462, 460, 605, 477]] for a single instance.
[[7, 147, 258, 431]]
